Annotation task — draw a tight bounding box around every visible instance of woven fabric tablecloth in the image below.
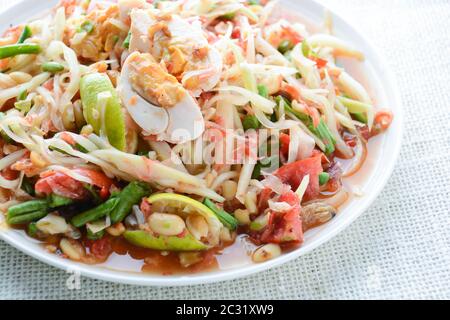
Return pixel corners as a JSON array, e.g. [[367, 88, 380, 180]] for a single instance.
[[0, 0, 449, 300]]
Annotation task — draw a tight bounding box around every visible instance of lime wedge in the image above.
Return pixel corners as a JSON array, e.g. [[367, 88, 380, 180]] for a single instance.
[[147, 193, 221, 225], [123, 193, 224, 251], [80, 73, 127, 151], [123, 231, 208, 251]]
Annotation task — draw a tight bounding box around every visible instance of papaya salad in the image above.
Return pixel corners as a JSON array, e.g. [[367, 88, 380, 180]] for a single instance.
[[0, 0, 392, 273]]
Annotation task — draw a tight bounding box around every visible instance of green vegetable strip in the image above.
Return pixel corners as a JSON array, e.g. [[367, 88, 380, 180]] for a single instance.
[[27, 222, 38, 237], [278, 96, 336, 154], [7, 200, 48, 218], [20, 177, 35, 196], [316, 120, 336, 154], [243, 115, 260, 131], [17, 26, 32, 44], [8, 210, 48, 225], [110, 181, 152, 224], [0, 44, 41, 59], [84, 184, 102, 204], [337, 96, 370, 124], [123, 32, 131, 49], [319, 172, 330, 186], [74, 143, 89, 153], [252, 155, 278, 179], [203, 198, 238, 231], [42, 62, 64, 73], [48, 194, 73, 209], [257, 84, 269, 98], [242, 84, 269, 131], [71, 198, 119, 228]]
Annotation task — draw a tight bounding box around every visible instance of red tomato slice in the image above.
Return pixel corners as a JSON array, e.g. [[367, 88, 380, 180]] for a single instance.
[[260, 191, 303, 244], [274, 155, 323, 202], [279, 133, 290, 159], [72, 168, 114, 190], [90, 238, 113, 262], [35, 172, 87, 200], [1, 167, 19, 180]]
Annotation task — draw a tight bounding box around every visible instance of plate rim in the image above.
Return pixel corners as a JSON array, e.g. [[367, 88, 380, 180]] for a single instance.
[[0, 0, 404, 287]]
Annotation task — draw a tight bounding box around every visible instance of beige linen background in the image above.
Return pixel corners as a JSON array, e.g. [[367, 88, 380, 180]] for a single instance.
[[0, 0, 449, 299]]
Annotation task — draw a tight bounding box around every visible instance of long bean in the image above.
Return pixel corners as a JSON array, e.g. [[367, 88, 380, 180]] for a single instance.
[[7, 200, 48, 218], [7, 210, 48, 225], [0, 44, 41, 59], [71, 198, 119, 228], [110, 182, 152, 224], [48, 194, 73, 208], [42, 62, 64, 73]]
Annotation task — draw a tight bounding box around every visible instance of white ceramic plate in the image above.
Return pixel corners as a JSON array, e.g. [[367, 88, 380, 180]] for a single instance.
[[0, 0, 403, 286]]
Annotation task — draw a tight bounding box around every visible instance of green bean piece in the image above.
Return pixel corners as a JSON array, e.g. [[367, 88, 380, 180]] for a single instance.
[[71, 198, 119, 228], [123, 32, 131, 49], [243, 115, 261, 131], [21, 176, 35, 196], [17, 26, 32, 44], [7, 200, 48, 218], [278, 40, 294, 54], [48, 194, 74, 209], [83, 184, 102, 204], [203, 198, 238, 231], [248, 0, 260, 5], [87, 228, 105, 240], [257, 84, 269, 98], [319, 172, 330, 186], [110, 181, 152, 224], [42, 62, 64, 73], [8, 210, 48, 225], [27, 222, 38, 237], [0, 44, 41, 59]]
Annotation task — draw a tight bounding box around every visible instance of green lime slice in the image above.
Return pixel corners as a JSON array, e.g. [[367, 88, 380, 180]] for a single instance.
[[123, 230, 208, 251], [123, 193, 224, 251], [80, 73, 127, 151]]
